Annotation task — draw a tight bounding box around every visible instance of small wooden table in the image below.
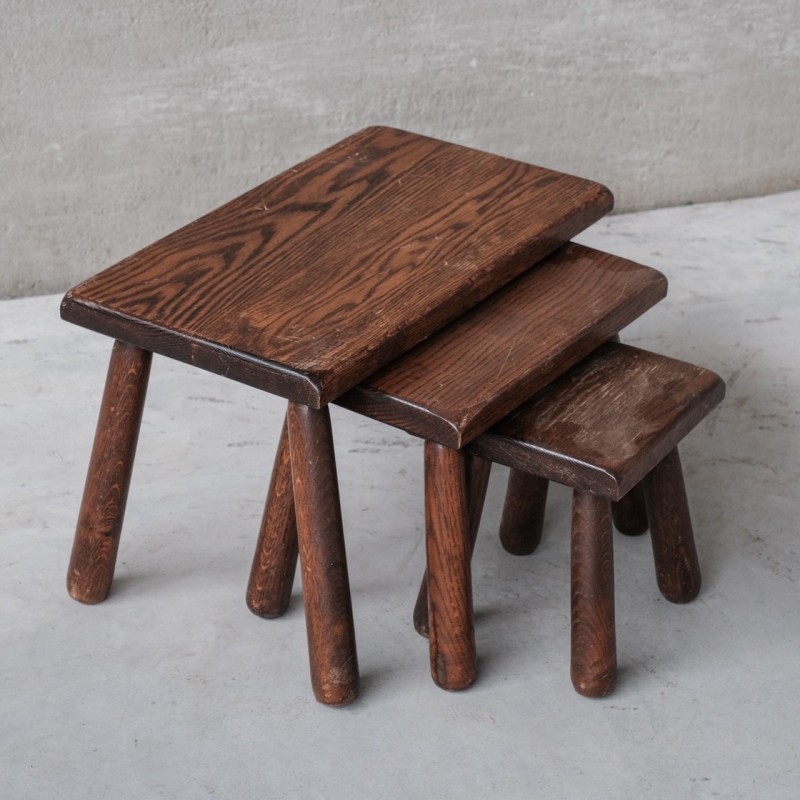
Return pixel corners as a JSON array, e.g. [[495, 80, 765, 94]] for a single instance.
[[61, 126, 613, 704]]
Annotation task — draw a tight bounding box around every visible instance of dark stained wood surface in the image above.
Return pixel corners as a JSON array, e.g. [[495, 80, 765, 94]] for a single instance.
[[469, 342, 726, 500], [643, 448, 702, 603], [570, 491, 617, 697], [67, 341, 151, 604], [413, 454, 491, 639], [424, 442, 476, 690], [337, 244, 667, 447], [61, 126, 613, 407], [499, 471, 549, 555], [246, 415, 299, 619], [287, 402, 359, 705], [611, 483, 649, 535]]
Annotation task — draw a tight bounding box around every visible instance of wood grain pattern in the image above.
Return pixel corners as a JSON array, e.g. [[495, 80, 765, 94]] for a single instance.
[[61, 126, 612, 407], [246, 414, 299, 618], [413, 454, 491, 638], [499, 470, 549, 555], [67, 341, 151, 603], [643, 448, 702, 603], [287, 402, 358, 705], [473, 345, 722, 697], [571, 491, 617, 697], [337, 244, 666, 447], [470, 342, 726, 499], [424, 442, 476, 690]]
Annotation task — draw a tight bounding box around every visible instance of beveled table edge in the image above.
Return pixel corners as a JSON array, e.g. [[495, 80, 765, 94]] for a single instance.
[[336, 263, 668, 448], [61, 295, 322, 407]]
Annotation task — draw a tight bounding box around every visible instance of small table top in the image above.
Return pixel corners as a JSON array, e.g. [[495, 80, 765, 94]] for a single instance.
[[468, 341, 725, 498], [337, 244, 668, 448], [62, 126, 612, 407]]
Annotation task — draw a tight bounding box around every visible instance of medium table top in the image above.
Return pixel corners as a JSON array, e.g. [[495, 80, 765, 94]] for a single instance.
[[337, 244, 668, 448], [62, 126, 612, 406]]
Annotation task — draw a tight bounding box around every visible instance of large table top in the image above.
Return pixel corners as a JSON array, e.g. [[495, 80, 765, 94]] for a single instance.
[[61, 126, 612, 407]]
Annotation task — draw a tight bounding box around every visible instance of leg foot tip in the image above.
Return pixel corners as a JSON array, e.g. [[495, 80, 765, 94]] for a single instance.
[[246, 599, 290, 619], [616, 524, 649, 536], [313, 684, 360, 706], [67, 584, 109, 605], [572, 677, 616, 698], [661, 585, 701, 604], [659, 572, 701, 604], [433, 675, 477, 692], [432, 661, 478, 691], [500, 540, 540, 556]]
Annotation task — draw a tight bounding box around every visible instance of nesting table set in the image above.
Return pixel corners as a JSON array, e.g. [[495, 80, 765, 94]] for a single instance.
[[62, 127, 724, 705]]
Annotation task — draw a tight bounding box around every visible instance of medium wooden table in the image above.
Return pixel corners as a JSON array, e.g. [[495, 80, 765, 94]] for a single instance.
[[247, 243, 667, 695], [61, 126, 613, 704]]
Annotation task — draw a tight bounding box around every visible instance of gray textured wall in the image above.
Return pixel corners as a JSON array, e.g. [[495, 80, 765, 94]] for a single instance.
[[3, 0, 799, 298]]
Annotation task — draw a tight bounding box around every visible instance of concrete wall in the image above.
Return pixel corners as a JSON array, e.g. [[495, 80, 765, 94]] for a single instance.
[[3, 0, 799, 298]]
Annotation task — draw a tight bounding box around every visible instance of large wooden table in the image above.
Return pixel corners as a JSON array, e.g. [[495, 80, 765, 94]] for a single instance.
[[62, 126, 617, 704]]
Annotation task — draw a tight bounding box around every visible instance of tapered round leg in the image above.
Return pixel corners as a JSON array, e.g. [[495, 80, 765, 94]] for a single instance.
[[499, 469, 549, 555], [67, 341, 152, 604], [642, 448, 701, 603], [571, 491, 617, 697], [424, 442, 477, 690], [246, 412, 299, 618], [612, 482, 649, 536], [413, 454, 490, 638], [288, 402, 359, 705]]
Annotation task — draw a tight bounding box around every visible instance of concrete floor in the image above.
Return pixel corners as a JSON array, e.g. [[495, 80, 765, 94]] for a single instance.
[[1, 191, 799, 798]]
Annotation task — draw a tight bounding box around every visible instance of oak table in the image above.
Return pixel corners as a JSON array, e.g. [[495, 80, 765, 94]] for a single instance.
[[247, 243, 668, 694], [62, 126, 612, 705], [466, 341, 725, 696]]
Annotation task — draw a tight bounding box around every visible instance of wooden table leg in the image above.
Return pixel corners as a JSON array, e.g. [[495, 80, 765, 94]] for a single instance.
[[571, 490, 616, 697], [612, 482, 649, 536], [424, 442, 477, 690], [643, 447, 701, 603], [287, 402, 359, 705], [246, 411, 298, 618], [67, 340, 152, 604], [413, 454, 490, 638], [499, 469, 549, 555]]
